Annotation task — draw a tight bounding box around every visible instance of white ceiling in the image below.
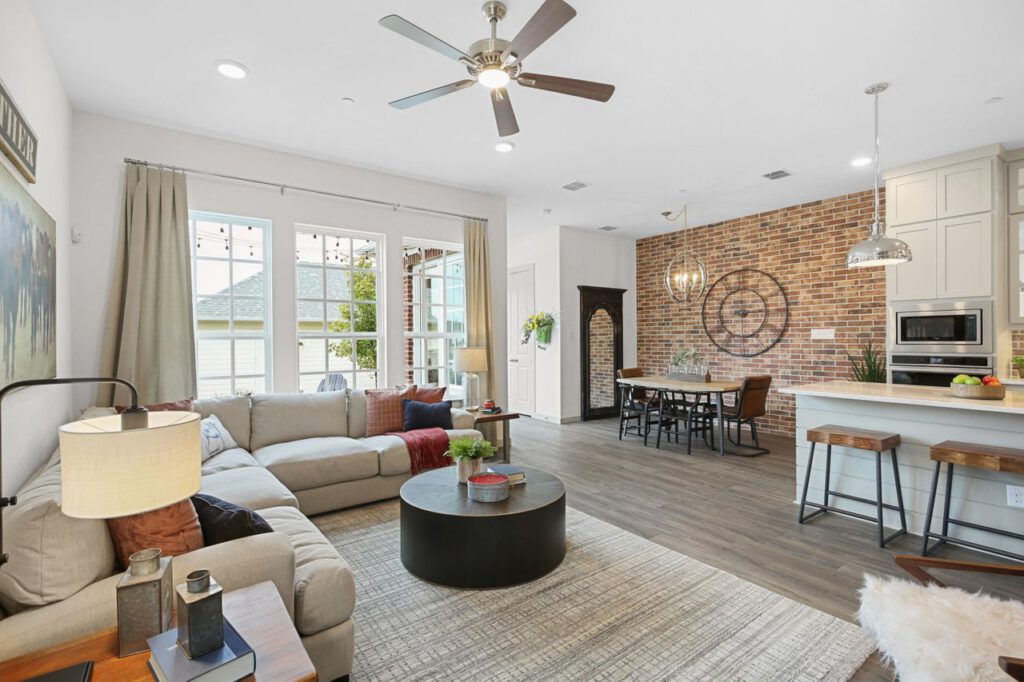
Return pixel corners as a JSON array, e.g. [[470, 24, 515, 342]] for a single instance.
[[30, 0, 1024, 237]]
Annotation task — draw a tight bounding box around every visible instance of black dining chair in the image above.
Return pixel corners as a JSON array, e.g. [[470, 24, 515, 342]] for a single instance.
[[617, 368, 660, 445], [656, 390, 715, 454]]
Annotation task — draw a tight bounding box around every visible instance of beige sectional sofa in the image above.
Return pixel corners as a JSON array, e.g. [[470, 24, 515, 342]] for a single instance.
[[0, 389, 479, 681]]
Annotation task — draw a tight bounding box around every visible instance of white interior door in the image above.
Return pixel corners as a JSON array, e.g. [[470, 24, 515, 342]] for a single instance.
[[507, 265, 535, 415]]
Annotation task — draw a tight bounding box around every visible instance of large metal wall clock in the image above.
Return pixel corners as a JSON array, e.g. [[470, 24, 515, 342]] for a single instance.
[[701, 268, 789, 357]]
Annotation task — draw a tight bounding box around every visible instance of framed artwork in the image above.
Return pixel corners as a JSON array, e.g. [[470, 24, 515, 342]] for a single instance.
[[0, 161, 56, 389]]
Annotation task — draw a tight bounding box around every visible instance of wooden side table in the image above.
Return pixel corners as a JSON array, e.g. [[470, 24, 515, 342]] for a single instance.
[[474, 411, 520, 463], [0, 581, 316, 682]]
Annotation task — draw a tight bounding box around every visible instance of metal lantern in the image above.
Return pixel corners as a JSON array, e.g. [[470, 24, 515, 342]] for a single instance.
[[665, 251, 708, 304]]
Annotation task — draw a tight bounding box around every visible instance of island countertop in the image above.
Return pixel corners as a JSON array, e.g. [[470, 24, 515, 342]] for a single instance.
[[780, 380, 1024, 416]]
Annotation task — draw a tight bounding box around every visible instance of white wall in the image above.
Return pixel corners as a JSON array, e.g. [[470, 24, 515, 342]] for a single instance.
[[0, 0, 74, 495], [69, 113, 507, 407], [558, 227, 637, 421]]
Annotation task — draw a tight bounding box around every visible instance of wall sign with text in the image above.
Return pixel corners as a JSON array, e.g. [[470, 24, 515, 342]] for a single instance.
[[0, 77, 38, 184]]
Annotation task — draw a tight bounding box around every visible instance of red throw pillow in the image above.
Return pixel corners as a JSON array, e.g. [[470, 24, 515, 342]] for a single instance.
[[106, 499, 204, 569], [411, 386, 447, 404], [366, 386, 415, 436], [115, 398, 194, 413]]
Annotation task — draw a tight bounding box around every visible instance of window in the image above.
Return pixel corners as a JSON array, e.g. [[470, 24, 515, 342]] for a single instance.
[[403, 241, 465, 397], [296, 226, 383, 392], [189, 211, 272, 398]]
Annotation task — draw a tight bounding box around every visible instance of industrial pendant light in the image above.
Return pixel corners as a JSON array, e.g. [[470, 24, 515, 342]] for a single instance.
[[663, 205, 708, 304], [846, 82, 912, 268]]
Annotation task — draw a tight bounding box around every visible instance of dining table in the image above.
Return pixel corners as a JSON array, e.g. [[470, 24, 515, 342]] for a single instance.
[[616, 375, 741, 456]]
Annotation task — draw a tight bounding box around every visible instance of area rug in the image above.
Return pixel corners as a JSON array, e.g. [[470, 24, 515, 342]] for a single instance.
[[314, 502, 875, 681]]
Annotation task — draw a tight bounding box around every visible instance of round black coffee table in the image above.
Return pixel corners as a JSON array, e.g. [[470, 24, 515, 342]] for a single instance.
[[399, 465, 566, 589]]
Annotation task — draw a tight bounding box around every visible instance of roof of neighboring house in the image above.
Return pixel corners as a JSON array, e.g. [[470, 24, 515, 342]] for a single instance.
[[196, 267, 366, 322]]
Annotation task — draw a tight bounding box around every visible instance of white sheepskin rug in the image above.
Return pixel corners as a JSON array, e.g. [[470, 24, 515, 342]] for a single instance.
[[858, 574, 1024, 681]]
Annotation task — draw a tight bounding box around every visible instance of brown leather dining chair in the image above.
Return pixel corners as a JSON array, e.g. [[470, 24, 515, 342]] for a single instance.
[[715, 375, 772, 455], [617, 368, 659, 446]]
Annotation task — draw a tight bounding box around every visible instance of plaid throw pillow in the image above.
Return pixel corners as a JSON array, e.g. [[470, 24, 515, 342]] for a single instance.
[[365, 386, 416, 436]]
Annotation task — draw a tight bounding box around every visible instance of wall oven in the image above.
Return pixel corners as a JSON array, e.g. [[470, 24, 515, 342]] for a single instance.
[[889, 354, 992, 387], [889, 301, 991, 355]]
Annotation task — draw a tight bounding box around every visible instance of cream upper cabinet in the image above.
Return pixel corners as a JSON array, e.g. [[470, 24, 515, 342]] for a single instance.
[[887, 170, 937, 226], [1010, 160, 1024, 215], [887, 222, 937, 301], [937, 159, 992, 219], [1010, 214, 1024, 324], [935, 214, 992, 298]]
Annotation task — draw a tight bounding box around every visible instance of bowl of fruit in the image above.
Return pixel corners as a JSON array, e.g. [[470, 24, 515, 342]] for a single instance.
[[950, 374, 1005, 400]]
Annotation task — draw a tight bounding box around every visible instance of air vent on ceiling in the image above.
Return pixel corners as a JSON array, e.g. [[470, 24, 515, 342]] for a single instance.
[[562, 180, 590, 192], [762, 169, 792, 180], [598, 225, 617, 232]]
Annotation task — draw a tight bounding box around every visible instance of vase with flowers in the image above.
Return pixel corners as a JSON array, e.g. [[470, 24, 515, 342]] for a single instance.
[[521, 312, 557, 346]]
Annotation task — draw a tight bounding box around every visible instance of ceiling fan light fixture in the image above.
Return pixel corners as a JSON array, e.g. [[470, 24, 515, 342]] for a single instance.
[[477, 66, 511, 89]]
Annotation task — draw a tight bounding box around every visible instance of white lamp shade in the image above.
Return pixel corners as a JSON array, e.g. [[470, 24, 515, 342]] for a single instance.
[[59, 411, 201, 519], [453, 347, 488, 373]]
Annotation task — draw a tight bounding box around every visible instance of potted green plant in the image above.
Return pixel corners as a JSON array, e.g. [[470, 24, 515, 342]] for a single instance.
[[446, 436, 497, 483], [521, 312, 556, 346], [848, 341, 886, 383], [1013, 356, 1024, 379], [668, 347, 708, 381]]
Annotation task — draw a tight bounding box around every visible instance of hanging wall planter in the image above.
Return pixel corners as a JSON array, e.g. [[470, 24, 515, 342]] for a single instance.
[[522, 312, 557, 348]]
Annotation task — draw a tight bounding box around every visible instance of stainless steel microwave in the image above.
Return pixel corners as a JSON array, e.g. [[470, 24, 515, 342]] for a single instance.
[[889, 301, 991, 355]]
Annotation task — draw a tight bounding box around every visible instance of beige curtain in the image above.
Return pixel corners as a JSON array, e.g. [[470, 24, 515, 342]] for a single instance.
[[464, 219, 494, 400], [98, 164, 197, 406]]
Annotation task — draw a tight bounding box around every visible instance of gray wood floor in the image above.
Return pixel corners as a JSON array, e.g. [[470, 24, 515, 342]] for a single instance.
[[508, 415, 1024, 681]]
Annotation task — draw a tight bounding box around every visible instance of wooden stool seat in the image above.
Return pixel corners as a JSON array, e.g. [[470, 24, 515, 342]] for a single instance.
[[930, 441, 1024, 474], [921, 441, 1024, 562], [807, 425, 901, 452]]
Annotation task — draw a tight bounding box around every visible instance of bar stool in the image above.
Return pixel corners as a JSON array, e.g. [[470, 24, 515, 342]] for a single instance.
[[922, 441, 1024, 562], [798, 424, 907, 547]]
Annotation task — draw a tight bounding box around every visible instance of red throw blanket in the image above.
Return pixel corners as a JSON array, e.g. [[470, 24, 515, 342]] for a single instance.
[[389, 427, 451, 475]]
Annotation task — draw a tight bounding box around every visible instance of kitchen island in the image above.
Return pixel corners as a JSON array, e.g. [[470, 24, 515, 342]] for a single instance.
[[781, 381, 1024, 557]]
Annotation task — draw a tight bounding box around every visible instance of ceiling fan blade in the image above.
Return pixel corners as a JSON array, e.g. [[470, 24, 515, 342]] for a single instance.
[[517, 73, 615, 102], [379, 15, 480, 67], [389, 80, 477, 110], [490, 87, 520, 137], [500, 0, 577, 66]]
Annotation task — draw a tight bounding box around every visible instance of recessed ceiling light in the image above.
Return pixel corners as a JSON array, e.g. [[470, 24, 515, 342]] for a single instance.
[[494, 141, 516, 153], [851, 157, 872, 167], [215, 60, 248, 79], [542, 208, 552, 214], [340, 97, 356, 105], [985, 96, 1004, 105]]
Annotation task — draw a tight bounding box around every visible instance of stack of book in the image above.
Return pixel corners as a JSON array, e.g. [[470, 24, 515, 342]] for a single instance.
[[147, 620, 254, 682], [487, 464, 526, 486], [481, 406, 502, 415]]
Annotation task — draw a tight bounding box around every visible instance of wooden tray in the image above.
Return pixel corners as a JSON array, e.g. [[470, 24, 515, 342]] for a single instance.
[[950, 383, 1006, 400]]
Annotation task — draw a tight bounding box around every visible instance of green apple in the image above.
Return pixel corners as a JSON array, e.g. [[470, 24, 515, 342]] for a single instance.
[[966, 377, 983, 386], [952, 375, 971, 385]]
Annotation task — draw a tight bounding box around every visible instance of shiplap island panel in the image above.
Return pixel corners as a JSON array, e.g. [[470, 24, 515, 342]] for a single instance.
[[781, 381, 1024, 557]]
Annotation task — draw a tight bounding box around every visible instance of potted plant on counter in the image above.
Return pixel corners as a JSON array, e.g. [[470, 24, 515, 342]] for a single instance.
[[446, 436, 497, 483], [848, 341, 886, 383], [521, 312, 556, 346], [1013, 356, 1024, 379]]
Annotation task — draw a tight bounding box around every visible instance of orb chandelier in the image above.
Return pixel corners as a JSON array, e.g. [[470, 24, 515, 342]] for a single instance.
[[663, 205, 708, 305]]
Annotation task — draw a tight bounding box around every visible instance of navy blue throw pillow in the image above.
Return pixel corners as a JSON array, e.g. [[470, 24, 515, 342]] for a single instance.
[[190, 493, 273, 546], [403, 399, 453, 431]]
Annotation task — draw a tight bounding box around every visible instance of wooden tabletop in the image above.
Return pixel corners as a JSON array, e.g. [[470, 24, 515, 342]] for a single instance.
[[0, 581, 316, 682], [616, 375, 741, 393], [474, 411, 520, 424]]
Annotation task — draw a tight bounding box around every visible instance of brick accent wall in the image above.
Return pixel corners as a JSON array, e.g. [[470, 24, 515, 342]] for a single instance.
[[636, 189, 887, 436], [588, 309, 616, 407]]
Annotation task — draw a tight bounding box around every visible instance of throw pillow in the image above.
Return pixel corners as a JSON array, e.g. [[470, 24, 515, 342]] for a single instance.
[[199, 414, 237, 462], [106, 499, 204, 569], [190, 494, 273, 546], [411, 386, 447, 403], [366, 386, 415, 436], [403, 399, 454, 431]]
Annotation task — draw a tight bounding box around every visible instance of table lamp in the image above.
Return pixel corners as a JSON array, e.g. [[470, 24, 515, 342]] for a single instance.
[[453, 347, 488, 411]]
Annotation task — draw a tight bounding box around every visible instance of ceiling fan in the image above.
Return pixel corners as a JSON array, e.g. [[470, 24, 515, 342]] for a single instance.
[[379, 0, 615, 137]]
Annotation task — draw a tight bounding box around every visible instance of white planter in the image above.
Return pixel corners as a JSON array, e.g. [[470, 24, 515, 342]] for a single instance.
[[456, 458, 483, 484]]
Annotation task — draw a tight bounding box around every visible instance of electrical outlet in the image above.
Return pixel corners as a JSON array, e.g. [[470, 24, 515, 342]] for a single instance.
[[811, 329, 835, 341], [1007, 485, 1024, 509]]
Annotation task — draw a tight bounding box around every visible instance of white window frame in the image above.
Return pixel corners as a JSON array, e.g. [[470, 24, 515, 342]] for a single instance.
[[189, 210, 273, 397], [295, 224, 385, 391], [402, 238, 466, 397]]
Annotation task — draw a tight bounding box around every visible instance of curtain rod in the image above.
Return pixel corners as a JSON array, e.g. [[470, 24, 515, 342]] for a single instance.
[[122, 157, 488, 223]]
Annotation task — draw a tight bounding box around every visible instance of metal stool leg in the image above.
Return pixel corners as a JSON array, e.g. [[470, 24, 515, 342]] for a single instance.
[[941, 462, 955, 538], [890, 448, 907, 532], [823, 444, 832, 509], [798, 442, 817, 523], [921, 460, 942, 555], [875, 450, 885, 547]]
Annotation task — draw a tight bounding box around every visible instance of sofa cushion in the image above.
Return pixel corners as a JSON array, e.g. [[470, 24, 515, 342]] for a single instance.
[[347, 389, 368, 438], [260, 506, 355, 635], [200, 447, 259, 475], [193, 395, 252, 451], [106, 499, 204, 569], [199, 414, 238, 462], [365, 386, 414, 437], [411, 386, 446, 403], [0, 461, 116, 614], [249, 392, 347, 450], [252, 438, 378, 491], [450, 408, 475, 431], [200, 466, 298, 511], [403, 399, 453, 431]]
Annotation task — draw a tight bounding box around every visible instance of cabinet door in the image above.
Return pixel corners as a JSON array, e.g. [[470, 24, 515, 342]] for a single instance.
[[886, 171, 936, 226], [1010, 215, 1024, 324], [937, 159, 992, 218], [1010, 160, 1024, 215], [887, 222, 936, 301], [936, 214, 992, 298]]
